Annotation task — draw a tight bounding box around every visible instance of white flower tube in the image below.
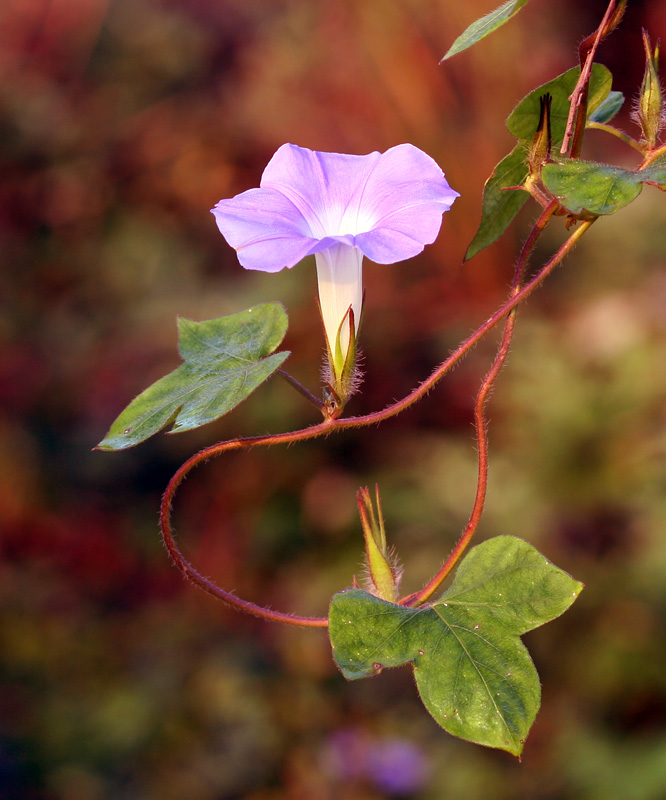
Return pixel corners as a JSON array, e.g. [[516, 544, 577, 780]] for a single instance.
[[314, 243, 363, 386]]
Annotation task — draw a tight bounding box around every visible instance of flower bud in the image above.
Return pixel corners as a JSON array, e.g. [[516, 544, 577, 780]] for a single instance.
[[635, 30, 663, 149], [358, 486, 402, 603]]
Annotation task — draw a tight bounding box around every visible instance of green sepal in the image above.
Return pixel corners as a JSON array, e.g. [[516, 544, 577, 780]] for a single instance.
[[97, 303, 290, 451], [441, 0, 532, 61], [542, 160, 666, 215], [325, 305, 359, 412], [329, 536, 583, 756]]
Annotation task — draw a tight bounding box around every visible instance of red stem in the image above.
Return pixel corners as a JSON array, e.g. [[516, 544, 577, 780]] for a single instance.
[[561, 0, 618, 156], [401, 201, 559, 607], [160, 216, 595, 627]]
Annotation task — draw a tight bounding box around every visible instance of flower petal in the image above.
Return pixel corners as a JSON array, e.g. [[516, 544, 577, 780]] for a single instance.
[[212, 143, 459, 272], [351, 143, 459, 263], [260, 144, 384, 238], [211, 186, 317, 271]]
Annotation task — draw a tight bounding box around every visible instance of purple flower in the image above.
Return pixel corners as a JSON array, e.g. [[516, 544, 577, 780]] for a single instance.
[[212, 143, 458, 406], [321, 728, 431, 795]]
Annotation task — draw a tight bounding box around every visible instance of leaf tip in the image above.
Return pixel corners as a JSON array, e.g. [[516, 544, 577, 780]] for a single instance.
[[94, 435, 132, 452], [462, 244, 478, 263]]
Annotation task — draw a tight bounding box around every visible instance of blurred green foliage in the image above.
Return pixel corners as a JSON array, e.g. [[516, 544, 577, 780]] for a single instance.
[[2, 0, 666, 798]]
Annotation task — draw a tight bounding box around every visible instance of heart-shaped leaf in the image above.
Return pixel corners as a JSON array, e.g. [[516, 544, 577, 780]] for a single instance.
[[441, 0, 532, 61], [329, 536, 583, 755], [97, 302, 290, 450]]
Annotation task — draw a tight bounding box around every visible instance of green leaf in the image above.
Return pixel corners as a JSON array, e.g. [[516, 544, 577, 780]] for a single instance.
[[329, 536, 582, 755], [97, 303, 290, 450], [542, 161, 646, 215], [441, 0, 532, 61], [542, 159, 666, 214], [466, 65, 614, 260], [588, 90, 625, 124], [506, 64, 613, 147], [465, 145, 530, 262]]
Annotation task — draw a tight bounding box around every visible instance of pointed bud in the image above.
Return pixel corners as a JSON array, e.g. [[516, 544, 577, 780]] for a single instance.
[[523, 93, 556, 208], [528, 93, 553, 178], [357, 486, 402, 603], [634, 30, 663, 149]]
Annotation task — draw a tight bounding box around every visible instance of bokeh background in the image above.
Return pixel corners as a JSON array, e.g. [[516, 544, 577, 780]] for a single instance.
[[3, 0, 666, 798]]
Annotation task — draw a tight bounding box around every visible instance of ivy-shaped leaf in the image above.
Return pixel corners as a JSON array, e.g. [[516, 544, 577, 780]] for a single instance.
[[467, 65, 613, 259], [441, 0, 532, 61], [97, 303, 290, 451], [329, 536, 583, 756], [541, 160, 666, 215]]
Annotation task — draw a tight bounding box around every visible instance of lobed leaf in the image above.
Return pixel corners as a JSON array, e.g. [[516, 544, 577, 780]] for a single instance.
[[329, 536, 582, 755], [441, 0, 532, 61], [97, 303, 290, 450]]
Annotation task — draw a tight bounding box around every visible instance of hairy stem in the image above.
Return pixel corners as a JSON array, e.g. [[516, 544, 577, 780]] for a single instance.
[[586, 122, 644, 154], [160, 422, 336, 628], [160, 216, 595, 627], [402, 201, 559, 607], [562, 0, 618, 156], [640, 141, 666, 169]]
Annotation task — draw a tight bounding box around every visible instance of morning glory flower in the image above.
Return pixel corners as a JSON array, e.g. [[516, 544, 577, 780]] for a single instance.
[[211, 143, 458, 408]]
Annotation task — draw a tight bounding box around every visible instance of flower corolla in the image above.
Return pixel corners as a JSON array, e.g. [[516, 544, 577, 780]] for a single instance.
[[211, 143, 458, 405]]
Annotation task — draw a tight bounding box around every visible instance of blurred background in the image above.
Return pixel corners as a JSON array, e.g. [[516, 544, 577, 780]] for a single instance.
[[2, 0, 666, 797]]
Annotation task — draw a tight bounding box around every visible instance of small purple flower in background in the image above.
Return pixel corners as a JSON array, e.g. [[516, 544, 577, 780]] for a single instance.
[[212, 143, 458, 409], [321, 728, 431, 795], [366, 736, 431, 795]]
